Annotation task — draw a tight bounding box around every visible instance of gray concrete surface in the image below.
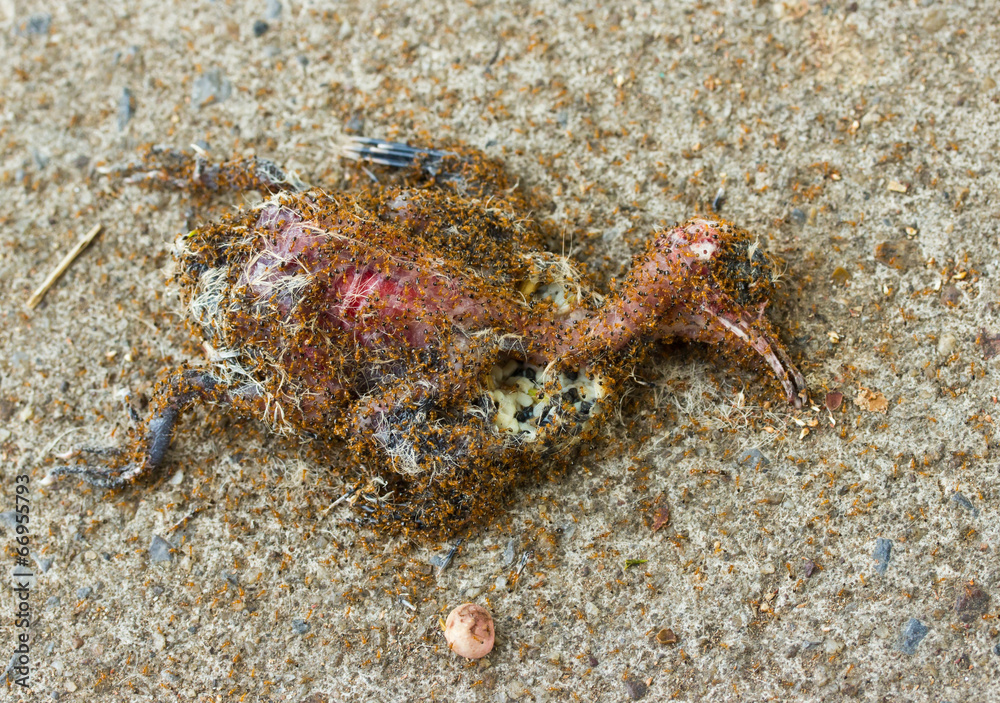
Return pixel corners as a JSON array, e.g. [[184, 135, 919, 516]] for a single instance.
[[2, 0, 999, 701]]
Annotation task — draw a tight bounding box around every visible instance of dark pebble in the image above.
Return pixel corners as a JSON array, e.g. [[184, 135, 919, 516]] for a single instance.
[[562, 387, 580, 404], [149, 535, 174, 563], [19, 13, 51, 35], [188, 625, 199, 634], [737, 448, 769, 470], [564, 369, 579, 381], [895, 618, 929, 655], [803, 560, 816, 578], [291, 619, 310, 635], [790, 208, 807, 225], [955, 585, 990, 623], [117, 87, 135, 131], [253, 20, 269, 37], [76, 587, 92, 599], [994, 641, 1000, 657], [521, 366, 536, 381], [624, 676, 648, 700], [71, 155, 90, 170], [579, 401, 593, 416], [872, 538, 892, 575], [951, 491, 977, 516]]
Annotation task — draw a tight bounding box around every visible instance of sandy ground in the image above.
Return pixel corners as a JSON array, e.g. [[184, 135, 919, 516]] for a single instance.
[[2, 0, 1000, 701]]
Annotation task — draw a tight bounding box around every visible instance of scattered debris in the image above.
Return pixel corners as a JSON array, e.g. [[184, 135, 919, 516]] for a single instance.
[[855, 388, 888, 414], [895, 618, 928, 655], [825, 391, 843, 411], [17, 13, 51, 36], [738, 448, 769, 470], [502, 538, 517, 568], [873, 538, 892, 575], [874, 239, 921, 270], [149, 535, 175, 563], [655, 628, 678, 645], [955, 585, 989, 624], [624, 675, 648, 700], [191, 68, 232, 108], [887, 180, 908, 193], [117, 87, 135, 131], [431, 540, 462, 574], [977, 329, 1000, 360], [650, 498, 670, 533], [951, 492, 978, 517], [444, 603, 495, 659], [830, 266, 851, 285], [625, 559, 648, 569]]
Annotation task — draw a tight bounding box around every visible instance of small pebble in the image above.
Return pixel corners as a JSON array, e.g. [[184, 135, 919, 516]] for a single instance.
[[265, 0, 283, 19], [149, 535, 174, 563], [951, 491, 977, 516], [502, 538, 517, 568], [117, 87, 135, 131], [790, 208, 807, 225], [624, 676, 648, 700], [71, 637, 83, 650], [152, 632, 166, 651], [76, 587, 92, 599], [738, 448, 769, 470], [895, 618, 929, 655], [191, 68, 232, 108], [655, 628, 678, 645], [253, 20, 269, 37], [937, 333, 958, 356], [825, 391, 843, 411], [955, 585, 989, 623], [291, 619, 310, 635], [872, 538, 892, 575], [444, 603, 495, 659]]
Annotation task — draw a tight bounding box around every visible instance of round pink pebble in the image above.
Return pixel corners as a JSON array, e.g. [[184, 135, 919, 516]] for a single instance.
[[444, 603, 495, 659]]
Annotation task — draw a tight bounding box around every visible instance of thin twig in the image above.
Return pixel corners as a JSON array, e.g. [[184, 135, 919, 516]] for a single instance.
[[27, 223, 103, 309]]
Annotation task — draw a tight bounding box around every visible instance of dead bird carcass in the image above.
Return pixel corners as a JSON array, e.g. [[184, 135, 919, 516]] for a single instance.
[[52, 139, 807, 534]]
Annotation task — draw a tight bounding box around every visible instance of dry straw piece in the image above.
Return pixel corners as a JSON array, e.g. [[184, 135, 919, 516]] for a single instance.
[[27, 223, 103, 309]]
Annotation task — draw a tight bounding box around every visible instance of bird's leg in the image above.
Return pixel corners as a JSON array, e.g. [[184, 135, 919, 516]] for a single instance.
[[52, 369, 225, 488]]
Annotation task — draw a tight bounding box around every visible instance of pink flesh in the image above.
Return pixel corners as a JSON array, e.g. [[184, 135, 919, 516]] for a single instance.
[[244, 206, 805, 406]]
